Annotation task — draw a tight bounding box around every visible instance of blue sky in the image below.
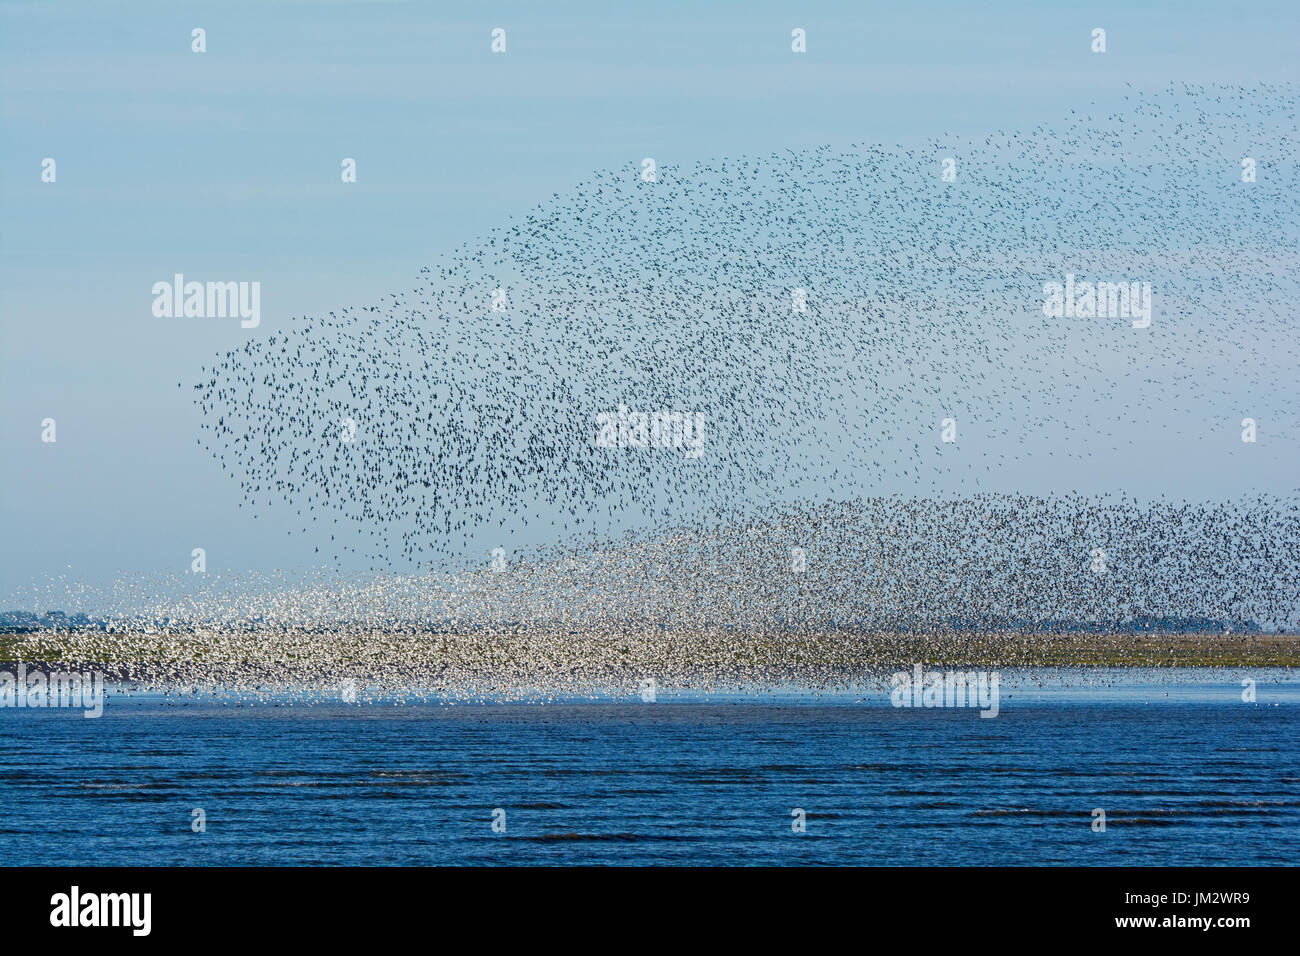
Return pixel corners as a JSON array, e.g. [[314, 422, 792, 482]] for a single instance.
[[2, 0, 1298, 601]]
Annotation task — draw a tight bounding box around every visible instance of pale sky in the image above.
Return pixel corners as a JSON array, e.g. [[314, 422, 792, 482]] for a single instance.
[[2, 0, 1298, 602]]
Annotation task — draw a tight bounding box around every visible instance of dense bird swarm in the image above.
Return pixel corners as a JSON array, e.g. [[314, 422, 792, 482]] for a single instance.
[[16, 85, 1300, 699]]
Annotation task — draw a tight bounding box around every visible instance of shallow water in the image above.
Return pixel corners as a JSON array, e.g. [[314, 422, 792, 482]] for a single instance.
[[2, 677, 1296, 865]]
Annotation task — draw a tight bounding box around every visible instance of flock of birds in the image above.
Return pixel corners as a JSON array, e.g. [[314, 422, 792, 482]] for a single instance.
[[16, 491, 1300, 701], [15, 84, 1300, 700]]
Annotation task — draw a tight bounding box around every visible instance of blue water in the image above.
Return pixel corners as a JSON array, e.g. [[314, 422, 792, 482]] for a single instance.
[[2, 679, 1297, 865]]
